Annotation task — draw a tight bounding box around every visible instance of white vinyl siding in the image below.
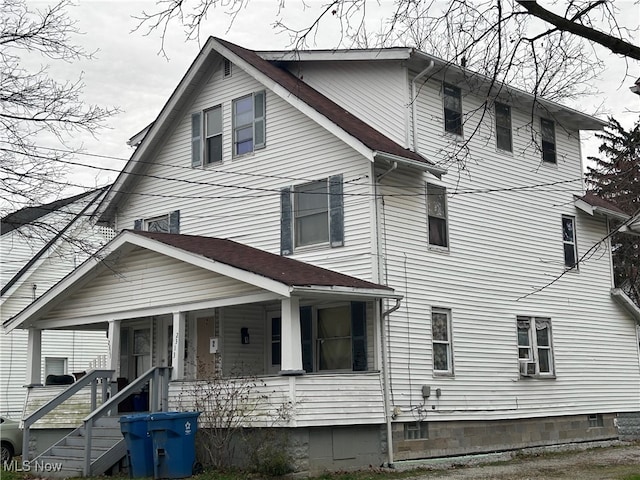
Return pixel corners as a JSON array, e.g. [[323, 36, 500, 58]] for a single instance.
[[42, 248, 266, 321], [118, 66, 373, 280], [286, 60, 408, 147]]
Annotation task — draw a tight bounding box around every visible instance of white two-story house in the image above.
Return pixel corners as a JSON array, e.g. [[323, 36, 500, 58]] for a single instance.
[[4, 38, 640, 473], [1, 189, 112, 418]]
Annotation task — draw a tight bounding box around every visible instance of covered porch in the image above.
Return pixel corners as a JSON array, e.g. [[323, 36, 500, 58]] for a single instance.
[[4, 231, 400, 429]]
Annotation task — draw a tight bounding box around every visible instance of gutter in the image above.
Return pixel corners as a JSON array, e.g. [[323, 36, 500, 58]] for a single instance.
[[411, 60, 435, 153], [374, 151, 447, 177], [611, 288, 640, 323], [381, 298, 402, 468]]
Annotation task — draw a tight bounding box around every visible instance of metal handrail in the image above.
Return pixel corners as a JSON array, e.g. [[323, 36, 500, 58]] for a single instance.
[[82, 366, 172, 476], [22, 369, 114, 462]]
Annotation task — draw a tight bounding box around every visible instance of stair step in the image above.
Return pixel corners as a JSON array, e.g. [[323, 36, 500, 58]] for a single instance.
[[65, 436, 123, 448], [50, 445, 110, 459]]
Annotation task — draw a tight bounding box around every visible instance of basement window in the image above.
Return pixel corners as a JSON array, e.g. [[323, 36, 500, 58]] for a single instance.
[[404, 422, 429, 440]]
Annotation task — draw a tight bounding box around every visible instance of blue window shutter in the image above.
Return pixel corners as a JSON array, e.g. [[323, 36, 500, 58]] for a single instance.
[[169, 210, 180, 233], [329, 174, 344, 247], [191, 112, 202, 167], [300, 306, 313, 373], [133, 219, 142, 230], [280, 186, 293, 255], [351, 301, 367, 371]]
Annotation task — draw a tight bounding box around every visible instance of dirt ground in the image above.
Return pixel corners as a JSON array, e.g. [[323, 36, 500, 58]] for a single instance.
[[398, 441, 640, 480]]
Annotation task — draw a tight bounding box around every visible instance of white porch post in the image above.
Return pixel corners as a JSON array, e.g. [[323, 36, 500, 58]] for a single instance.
[[107, 320, 121, 378], [280, 297, 303, 374], [171, 312, 186, 380], [26, 328, 42, 386]]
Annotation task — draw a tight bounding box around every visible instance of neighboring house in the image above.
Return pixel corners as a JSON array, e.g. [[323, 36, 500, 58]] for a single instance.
[[0, 189, 113, 418], [4, 38, 640, 472]]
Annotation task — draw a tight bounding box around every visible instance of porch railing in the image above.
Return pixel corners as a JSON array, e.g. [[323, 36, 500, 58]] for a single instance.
[[22, 366, 172, 476], [22, 368, 114, 462], [81, 366, 172, 475]]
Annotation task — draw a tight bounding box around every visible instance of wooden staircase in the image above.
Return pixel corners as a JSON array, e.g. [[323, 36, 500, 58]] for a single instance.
[[32, 416, 127, 478], [23, 367, 171, 477]]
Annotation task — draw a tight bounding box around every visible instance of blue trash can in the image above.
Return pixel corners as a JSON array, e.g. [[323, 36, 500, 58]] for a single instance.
[[148, 412, 200, 479], [119, 413, 154, 478]]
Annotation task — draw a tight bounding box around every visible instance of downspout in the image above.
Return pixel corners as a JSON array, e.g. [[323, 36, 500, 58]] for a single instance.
[[381, 298, 401, 468], [411, 60, 435, 153]]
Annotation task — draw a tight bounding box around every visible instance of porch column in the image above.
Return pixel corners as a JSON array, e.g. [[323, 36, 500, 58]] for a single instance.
[[280, 297, 303, 374], [171, 312, 186, 380], [26, 328, 42, 386], [107, 320, 121, 378]]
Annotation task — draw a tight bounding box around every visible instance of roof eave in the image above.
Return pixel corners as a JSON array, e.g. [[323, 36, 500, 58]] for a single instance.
[[374, 151, 447, 176], [612, 288, 640, 323], [291, 285, 401, 300]]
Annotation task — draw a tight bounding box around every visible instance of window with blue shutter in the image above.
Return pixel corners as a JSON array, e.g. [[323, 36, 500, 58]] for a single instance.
[[281, 175, 343, 255]]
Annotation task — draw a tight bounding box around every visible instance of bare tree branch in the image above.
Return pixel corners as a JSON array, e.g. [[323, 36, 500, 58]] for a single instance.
[[516, 0, 640, 60]]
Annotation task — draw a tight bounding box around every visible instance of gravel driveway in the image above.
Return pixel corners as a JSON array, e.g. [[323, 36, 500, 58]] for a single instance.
[[397, 441, 640, 480]]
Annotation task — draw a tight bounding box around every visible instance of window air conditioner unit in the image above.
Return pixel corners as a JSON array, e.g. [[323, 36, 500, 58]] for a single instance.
[[519, 362, 536, 377]]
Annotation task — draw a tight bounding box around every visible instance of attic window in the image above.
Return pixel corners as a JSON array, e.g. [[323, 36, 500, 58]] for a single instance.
[[223, 58, 232, 78]]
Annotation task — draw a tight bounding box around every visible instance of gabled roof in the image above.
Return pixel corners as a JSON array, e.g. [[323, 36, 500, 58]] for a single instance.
[[1, 187, 109, 298], [1, 189, 100, 236], [96, 38, 443, 224], [217, 38, 431, 165], [3, 231, 397, 332]]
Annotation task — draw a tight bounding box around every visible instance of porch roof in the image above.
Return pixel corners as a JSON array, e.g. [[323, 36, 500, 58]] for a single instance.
[[133, 231, 392, 290], [3, 231, 398, 332]]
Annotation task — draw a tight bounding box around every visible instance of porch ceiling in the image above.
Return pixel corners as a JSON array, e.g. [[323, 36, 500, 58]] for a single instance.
[[3, 231, 397, 332]]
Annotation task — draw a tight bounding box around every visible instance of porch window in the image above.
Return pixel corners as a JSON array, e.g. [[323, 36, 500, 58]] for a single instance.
[[270, 302, 367, 373], [45, 357, 67, 377], [317, 306, 351, 370]]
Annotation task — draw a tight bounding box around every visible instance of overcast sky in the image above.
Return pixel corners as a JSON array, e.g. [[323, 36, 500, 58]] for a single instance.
[[23, 1, 640, 200]]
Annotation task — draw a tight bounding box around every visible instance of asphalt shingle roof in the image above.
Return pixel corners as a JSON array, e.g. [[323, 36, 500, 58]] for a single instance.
[[133, 230, 392, 291]]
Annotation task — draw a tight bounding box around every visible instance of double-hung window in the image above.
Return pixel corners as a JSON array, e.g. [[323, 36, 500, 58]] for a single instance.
[[191, 90, 266, 166], [269, 302, 368, 373], [432, 308, 453, 375], [427, 184, 448, 248], [562, 215, 578, 269], [205, 106, 222, 164], [280, 175, 344, 255], [232, 91, 265, 156], [495, 102, 512, 152], [541, 118, 556, 163], [443, 84, 463, 136], [517, 316, 554, 377]]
